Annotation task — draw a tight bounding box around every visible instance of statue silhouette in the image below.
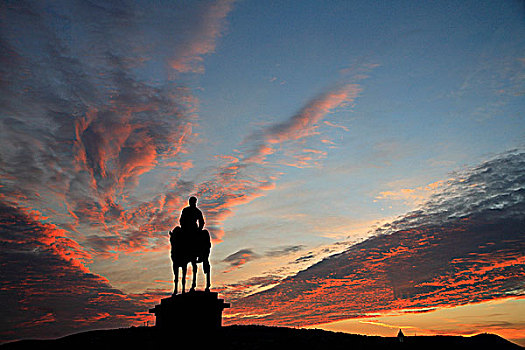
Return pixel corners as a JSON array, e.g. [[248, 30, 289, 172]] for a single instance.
[[169, 196, 211, 294]]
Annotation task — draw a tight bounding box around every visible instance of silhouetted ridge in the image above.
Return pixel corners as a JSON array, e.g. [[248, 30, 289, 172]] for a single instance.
[[2, 325, 522, 350]]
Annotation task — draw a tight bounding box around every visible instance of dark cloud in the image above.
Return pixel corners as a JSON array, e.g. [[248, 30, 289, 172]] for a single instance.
[[0, 200, 166, 343], [226, 151, 525, 326], [220, 275, 284, 302], [291, 253, 316, 264], [222, 249, 259, 271], [217, 246, 304, 299], [265, 245, 305, 258]]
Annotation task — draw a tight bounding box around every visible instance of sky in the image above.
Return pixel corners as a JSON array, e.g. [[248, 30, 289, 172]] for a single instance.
[[1, 0, 524, 345]]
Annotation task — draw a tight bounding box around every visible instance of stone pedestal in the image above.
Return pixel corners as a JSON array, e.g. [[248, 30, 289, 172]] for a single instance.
[[149, 291, 230, 329]]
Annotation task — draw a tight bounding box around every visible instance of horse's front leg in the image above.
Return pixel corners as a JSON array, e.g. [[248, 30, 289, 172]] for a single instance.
[[173, 266, 178, 295], [181, 264, 187, 293], [190, 260, 197, 292]]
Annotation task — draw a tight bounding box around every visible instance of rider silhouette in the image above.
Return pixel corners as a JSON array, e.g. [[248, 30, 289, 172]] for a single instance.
[[180, 196, 204, 233]]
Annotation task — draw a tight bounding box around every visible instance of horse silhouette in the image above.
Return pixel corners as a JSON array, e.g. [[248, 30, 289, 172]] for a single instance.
[[169, 226, 211, 294]]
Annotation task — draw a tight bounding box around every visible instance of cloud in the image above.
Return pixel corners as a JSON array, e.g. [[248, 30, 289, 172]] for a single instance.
[[219, 275, 284, 302], [225, 150, 525, 327], [0, 2, 373, 338], [292, 253, 316, 264], [0, 200, 165, 343], [191, 81, 368, 244], [265, 85, 360, 144], [217, 242, 350, 300], [375, 180, 448, 207], [0, 0, 236, 258], [222, 248, 260, 272], [265, 245, 305, 257], [0, 2, 236, 340], [324, 120, 350, 132], [169, 0, 235, 73], [243, 84, 362, 164]]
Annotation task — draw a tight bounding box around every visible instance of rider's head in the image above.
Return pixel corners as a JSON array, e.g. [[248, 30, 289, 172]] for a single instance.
[[189, 196, 197, 207]]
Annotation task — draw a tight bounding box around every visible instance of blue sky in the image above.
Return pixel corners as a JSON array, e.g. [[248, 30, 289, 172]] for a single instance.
[[190, 0, 524, 282]]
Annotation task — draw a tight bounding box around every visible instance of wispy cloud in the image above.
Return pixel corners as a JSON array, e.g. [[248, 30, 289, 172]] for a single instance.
[[243, 84, 361, 164], [226, 150, 525, 326], [324, 120, 350, 132], [192, 81, 368, 243], [170, 0, 235, 73], [265, 245, 305, 258]]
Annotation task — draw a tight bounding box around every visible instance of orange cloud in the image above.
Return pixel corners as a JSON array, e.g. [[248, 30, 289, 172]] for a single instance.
[[0, 200, 165, 342], [224, 152, 525, 327], [375, 180, 450, 207]]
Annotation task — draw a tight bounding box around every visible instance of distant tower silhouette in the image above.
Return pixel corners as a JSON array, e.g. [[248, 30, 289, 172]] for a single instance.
[[398, 329, 405, 343]]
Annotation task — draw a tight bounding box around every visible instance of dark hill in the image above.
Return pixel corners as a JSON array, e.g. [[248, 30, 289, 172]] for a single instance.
[[1, 325, 522, 350]]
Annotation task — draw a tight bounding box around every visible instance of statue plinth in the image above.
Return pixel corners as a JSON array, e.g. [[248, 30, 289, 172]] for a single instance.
[[149, 291, 230, 329]]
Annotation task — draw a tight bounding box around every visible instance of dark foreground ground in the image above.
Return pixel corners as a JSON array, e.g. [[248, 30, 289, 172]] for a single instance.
[[1, 325, 522, 350]]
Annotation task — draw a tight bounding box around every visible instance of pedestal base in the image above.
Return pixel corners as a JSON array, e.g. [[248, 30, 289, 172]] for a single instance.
[[149, 291, 230, 329]]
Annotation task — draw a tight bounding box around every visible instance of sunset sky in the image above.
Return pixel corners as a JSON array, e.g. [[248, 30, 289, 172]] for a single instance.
[[1, 0, 524, 346]]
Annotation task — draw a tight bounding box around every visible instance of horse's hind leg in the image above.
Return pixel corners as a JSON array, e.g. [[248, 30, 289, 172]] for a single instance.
[[190, 260, 197, 292], [181, 265, 187, 293], [173, 266, 178, 295], [204, 259, 211, 292]]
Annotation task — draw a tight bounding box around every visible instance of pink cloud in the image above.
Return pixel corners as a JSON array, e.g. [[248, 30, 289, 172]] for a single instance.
[[189, 82, 367, 246], [170, 0, 235, 73], [243, 84, 361, 165], [324, 120, 350, 131], [264, 84, 360, 144]]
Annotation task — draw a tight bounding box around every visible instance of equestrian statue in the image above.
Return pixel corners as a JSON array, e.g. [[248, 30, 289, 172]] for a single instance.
[[169, 196, 211, 294]]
